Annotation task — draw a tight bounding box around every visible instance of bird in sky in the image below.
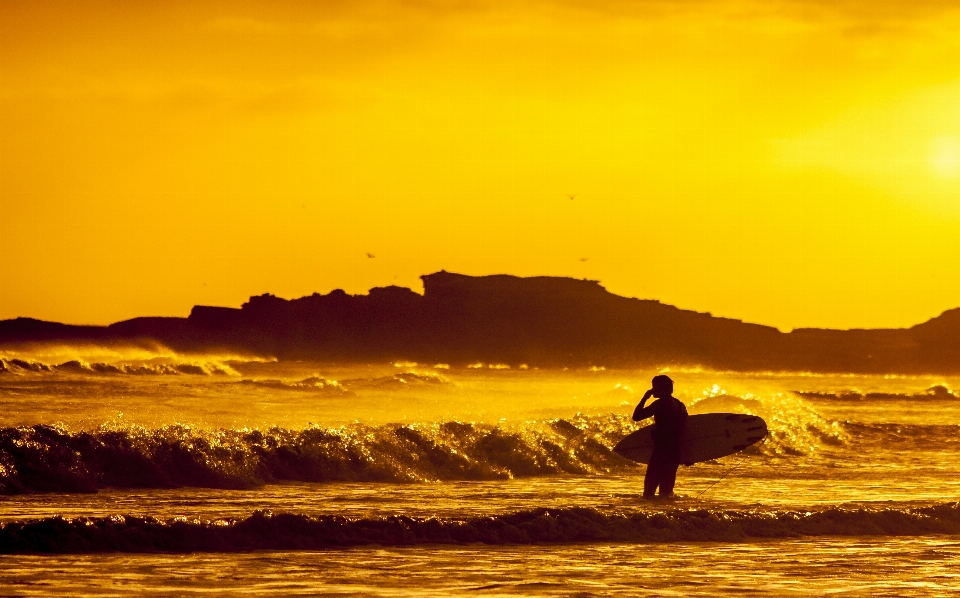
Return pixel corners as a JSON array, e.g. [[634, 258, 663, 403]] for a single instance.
[[366, 253, 376, 258], [579, 257, 589, 262], [567, 194, 577, 200]]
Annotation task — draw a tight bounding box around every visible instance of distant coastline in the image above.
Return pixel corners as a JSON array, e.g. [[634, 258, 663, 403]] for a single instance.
[[2, 271, 959, 374]]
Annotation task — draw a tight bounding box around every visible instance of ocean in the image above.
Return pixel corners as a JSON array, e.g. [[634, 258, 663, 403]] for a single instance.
[[1, 351, 959, 595]]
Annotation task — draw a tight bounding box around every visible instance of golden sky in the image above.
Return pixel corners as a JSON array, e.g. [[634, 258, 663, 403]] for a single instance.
[[2, 0, 960, 330]]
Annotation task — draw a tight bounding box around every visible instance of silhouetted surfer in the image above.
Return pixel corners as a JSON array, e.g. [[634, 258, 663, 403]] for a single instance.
[[633, 375, 688, 498]]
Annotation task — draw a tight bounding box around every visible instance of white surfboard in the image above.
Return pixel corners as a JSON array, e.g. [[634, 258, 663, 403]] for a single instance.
[[613, 412, 767, 465]]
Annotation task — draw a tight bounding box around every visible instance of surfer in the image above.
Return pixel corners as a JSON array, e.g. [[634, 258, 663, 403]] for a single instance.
[[633, 375, 688, 498]]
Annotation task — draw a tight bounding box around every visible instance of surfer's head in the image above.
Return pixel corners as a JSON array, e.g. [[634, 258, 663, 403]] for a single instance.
[[650, 375, 674, 398]]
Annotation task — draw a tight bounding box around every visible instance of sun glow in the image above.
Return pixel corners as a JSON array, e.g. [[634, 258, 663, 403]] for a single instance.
[[931, 136, 960, 180], [2, 1, 960, 330]]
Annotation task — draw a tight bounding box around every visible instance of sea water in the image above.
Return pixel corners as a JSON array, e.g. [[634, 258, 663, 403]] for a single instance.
[[1, 353, 958, 595]]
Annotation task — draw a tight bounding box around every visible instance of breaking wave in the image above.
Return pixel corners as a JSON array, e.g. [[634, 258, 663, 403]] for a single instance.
[[233, 377, 350, 394], [0, 399, 903, 496], [793, 384, 958, 402], [0, 417, 632, 494], [0, 357, 453, 394], [2, 503, 958, 553], [228, 372, 449, 394], [0, 358, 236, 376], [345, 372, 452, 388], [687, 386, 845, 456]]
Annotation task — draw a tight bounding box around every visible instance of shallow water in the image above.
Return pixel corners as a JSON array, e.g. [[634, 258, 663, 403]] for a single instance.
[[2, 540, 959, 596], [1, 354, 959, 595]]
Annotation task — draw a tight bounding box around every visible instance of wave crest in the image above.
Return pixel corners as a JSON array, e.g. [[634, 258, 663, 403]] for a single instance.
[[0, 357, 236, 376], [2, 503, 958, 553], [234, 377, 349, 393], [0, 417, 635, 494], [0, 399, 853, 496], [348, 372, 452, 388], [794, 384, 958, 402]]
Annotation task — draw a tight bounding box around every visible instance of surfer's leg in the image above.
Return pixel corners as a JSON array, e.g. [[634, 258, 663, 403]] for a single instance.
[[654, 447, 681, 497], [643, 461, 659, 498], [658, 458, 680, 497]]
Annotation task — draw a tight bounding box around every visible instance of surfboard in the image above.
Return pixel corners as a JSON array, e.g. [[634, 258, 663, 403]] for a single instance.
[[613, 412, 767, 465]]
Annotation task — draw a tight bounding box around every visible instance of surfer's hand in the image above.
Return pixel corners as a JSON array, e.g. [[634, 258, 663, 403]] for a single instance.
[[641, 389, 654, 401]]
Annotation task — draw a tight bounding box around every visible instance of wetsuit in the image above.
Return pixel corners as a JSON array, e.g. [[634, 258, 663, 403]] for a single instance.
[[634, 396, 688, 497]]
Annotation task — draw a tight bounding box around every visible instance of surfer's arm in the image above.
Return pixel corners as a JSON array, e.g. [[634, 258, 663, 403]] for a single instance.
[[632, 390, 657, 421]]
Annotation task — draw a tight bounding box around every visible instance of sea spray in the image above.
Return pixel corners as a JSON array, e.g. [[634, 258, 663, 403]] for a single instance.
[[0, 357, 237, 377], [1, 406, 848, 494], [688, 385, 845, 455]]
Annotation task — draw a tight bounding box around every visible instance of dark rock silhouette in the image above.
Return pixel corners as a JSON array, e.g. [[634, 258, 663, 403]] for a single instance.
[[2, 271, 959, 373]]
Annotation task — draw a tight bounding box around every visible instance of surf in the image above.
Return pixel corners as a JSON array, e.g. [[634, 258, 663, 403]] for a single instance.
[[2, 503, 959, 554]]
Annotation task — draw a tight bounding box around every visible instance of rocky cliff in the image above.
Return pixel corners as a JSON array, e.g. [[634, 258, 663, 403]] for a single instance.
[[2, 271, 958, 373]]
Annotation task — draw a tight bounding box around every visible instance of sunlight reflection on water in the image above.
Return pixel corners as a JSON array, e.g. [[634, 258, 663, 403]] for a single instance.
[[1, 539, 958, 596], [1, 364, 959, 595]]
